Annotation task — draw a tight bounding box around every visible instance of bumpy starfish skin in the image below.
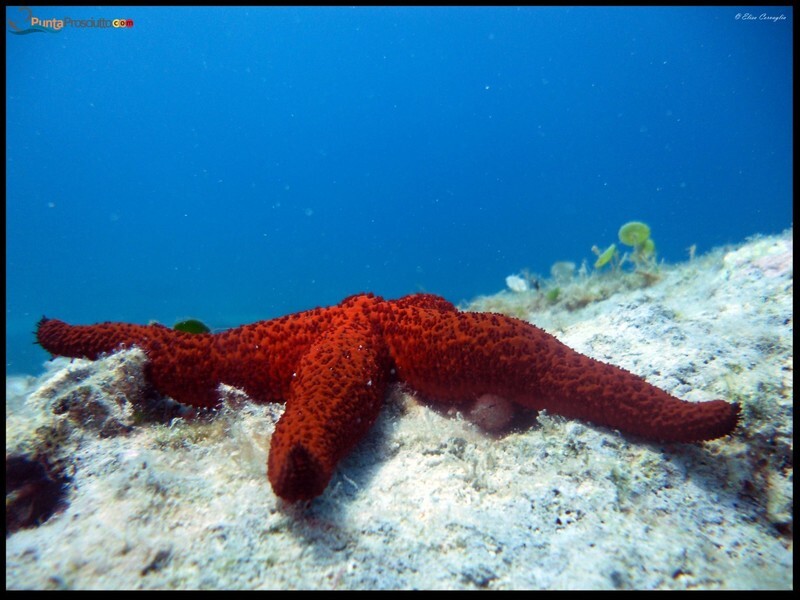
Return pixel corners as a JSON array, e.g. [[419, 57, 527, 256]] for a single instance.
[[36, 293, 740, 502]]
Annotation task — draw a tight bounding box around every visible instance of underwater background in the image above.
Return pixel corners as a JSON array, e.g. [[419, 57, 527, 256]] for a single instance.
[[5, 6, 792, 375]]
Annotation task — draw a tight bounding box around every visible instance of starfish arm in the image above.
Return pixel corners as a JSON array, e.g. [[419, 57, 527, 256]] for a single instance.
[[516, 338, 741, 443], [384, 309, 739, 443], [36, 317, 227, 408], [36, 308, 342, 409], [267, 318, 390, 502], [36, 317, 161, 361]]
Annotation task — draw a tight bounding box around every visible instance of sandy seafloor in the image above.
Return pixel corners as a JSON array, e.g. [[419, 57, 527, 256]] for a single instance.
[[6, 229, 793, 590]]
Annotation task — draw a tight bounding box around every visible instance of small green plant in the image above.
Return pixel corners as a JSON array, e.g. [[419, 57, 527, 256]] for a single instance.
[[618, 221, 650, 247], [592, 243, 618, 270], [618, 221, 656, 270], [173, 319, 211, 334], [545, 287, 561, 303], [591, 221, 658, 274]]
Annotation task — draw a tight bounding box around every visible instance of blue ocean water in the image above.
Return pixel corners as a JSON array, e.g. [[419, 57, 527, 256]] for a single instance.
[[6, 6, 792, 376]]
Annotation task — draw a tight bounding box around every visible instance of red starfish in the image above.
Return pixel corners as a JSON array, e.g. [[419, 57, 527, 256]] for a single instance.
[[36, 293, 740, 502]]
